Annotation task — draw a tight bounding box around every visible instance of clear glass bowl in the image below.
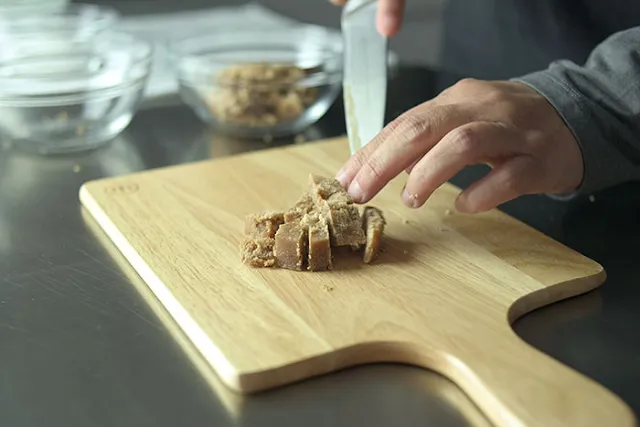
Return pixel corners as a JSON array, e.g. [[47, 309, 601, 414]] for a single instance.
[[167, 25, 344, 139], [0, 31, 153, 154], [0, 0, 71, 19], [0, 3, 119, 41]]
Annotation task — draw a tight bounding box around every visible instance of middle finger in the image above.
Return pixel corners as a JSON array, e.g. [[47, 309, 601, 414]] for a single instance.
[[344, 102, 470, 203], [402, 121, 524, 208]]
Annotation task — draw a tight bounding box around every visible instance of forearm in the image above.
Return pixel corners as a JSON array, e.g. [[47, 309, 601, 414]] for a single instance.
[[513, 26, 640, 197]]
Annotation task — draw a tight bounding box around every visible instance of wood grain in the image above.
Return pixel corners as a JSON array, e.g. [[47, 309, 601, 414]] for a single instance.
[[81, 208, 493, 426], [79, 136, 637, 427]]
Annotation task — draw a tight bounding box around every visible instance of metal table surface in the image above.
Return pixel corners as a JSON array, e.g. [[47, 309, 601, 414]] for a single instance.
[[1, 64, 639, 427]]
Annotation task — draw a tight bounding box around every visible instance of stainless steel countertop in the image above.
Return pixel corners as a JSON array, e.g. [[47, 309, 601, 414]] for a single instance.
[[1, 63, 639, 427]]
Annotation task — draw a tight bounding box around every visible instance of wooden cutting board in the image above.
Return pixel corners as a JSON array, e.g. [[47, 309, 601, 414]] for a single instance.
[[79, 136, 636, 427]]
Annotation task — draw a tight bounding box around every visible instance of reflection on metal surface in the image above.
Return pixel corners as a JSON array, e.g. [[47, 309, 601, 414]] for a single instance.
[[80, 208, 490, 427], [515, 290, 603, 334], [2, 66, 639, 426], [0, 206, 9, 254], [80, 207, 244, 418], [0, 132, 146, 268], [203, 125, 327, 159], [0, 133, 145, 194]]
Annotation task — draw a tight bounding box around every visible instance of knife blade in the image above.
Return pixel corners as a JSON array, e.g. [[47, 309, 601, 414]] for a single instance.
[[341, 0, 388, 156]]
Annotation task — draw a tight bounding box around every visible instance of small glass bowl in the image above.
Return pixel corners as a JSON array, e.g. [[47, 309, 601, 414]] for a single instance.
[[0, 0, 71, 19], [0, 3, 119, 40], [0, 31, 153, 155], [168, 25, 344, 139]]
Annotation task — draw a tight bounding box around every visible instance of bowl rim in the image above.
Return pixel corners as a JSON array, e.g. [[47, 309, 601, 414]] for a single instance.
[[0, 31, 154, 105], [0, 0, 69, 12], [0, 2, 120, 32], [166, 23, 344, 89], [167, 23, 342, 48]]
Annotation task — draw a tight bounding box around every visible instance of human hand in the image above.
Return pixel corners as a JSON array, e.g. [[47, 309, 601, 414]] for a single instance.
[[329, 0, 405, 37], [335, 79, 584, 213]]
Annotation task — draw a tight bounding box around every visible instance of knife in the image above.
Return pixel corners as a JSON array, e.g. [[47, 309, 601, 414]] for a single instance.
[[341, 0, 388, 156]]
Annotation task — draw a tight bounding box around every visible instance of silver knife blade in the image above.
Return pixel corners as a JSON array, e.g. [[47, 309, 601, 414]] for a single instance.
[[342, 0, 388, 156]]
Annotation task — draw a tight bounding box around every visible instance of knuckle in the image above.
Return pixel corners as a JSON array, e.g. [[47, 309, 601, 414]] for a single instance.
[[447, 78, 510, 105], [449, 125, 479, 154], [453, 77, 479, 92], [347, 149, 368, 172], [361, 158, 385, 182], [395, 114, 432, 143], [439, 78, 483, 103], [484, 87, 509, 104], [501, 171, 523, 194], [350, 156, 366, 175]]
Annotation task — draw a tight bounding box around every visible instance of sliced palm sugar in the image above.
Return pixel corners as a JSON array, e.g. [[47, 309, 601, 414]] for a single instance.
[[241, 173, 385, 271], [245, 211, 284, 239], [241, 237, 277, 267], [362, 206, 386, 263], [274, 221, 308, 271], [308, 173, 353, 206], [322, 203, 366, 247], [301, 212, 332, 271], [307, 174, 365, 247], [284, 193, 315, 223]]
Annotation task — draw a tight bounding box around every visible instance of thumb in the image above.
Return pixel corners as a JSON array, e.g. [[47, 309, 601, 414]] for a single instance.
[[377, 0, 405, 36]]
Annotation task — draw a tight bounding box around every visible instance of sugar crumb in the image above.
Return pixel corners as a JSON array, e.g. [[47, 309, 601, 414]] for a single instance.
[[55, 110, 69, 121], [72, 164, 81, 173], [588, 195, 596, 202], [444, 209, 452, 216], [321, 284, 334, 292]]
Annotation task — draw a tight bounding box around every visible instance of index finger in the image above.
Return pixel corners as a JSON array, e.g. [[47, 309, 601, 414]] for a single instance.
[[337, 102, 471, 203]]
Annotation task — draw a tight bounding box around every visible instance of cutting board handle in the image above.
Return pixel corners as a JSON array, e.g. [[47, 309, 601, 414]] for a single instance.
[[439, 326, 637, 427]]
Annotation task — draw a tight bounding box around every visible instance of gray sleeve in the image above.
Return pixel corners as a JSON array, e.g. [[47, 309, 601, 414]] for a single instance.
[[512, 26, 640, 199]]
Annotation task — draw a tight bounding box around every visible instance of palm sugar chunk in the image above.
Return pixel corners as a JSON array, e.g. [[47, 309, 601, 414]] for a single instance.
[[241, 238, 276, 268], [362, 206, 386, 263], [275, 221, 308, 271], [301, 212, 332, 271], [307, 174, 365, 247], [323, 203, 366, 247], [241, 173, 385, 270], [245, 211, 284, 238], [308, 173, 353, 206], [284, 193, 315, 223]]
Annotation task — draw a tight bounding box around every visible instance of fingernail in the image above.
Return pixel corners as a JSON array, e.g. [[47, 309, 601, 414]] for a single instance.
[[348, 180, 364, 202], [335, 169, 348, 187], [402, 188, 419, 208]]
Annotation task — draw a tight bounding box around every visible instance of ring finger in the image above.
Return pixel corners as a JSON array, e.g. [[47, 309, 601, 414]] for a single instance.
[[402, 121, 525, 208]]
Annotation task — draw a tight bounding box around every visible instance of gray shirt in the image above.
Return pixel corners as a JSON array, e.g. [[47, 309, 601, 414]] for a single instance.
[[440, 1, 640, 197]]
